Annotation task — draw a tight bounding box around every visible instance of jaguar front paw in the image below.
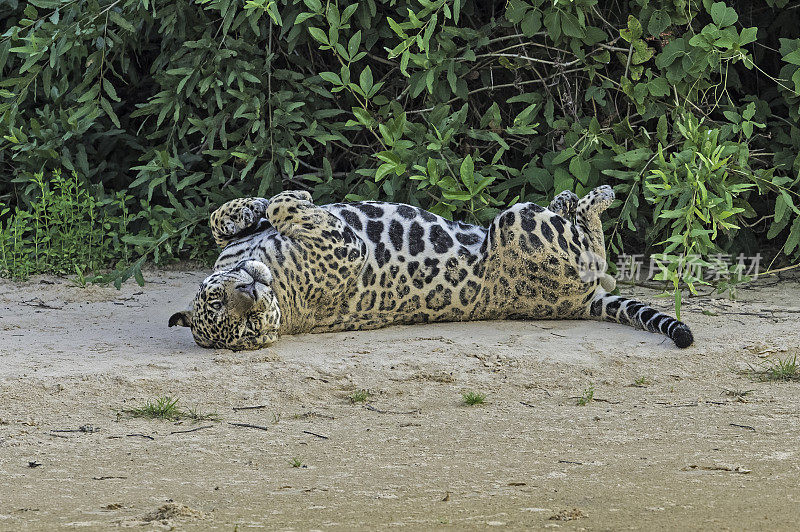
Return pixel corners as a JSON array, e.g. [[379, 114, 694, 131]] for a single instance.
[[549, 190, 579, 218], [211, 197, 270, 247]]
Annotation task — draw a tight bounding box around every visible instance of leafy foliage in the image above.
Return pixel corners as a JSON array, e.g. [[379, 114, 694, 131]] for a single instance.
[[0, 169, 133, 279], [1, 0, 799, 286]]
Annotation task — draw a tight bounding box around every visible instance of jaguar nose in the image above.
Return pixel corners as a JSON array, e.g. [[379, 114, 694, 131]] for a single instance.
[[236, 282, 257, 301]]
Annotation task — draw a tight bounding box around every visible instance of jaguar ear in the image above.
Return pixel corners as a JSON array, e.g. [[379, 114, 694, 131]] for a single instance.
[[168, 310, 193, 328]]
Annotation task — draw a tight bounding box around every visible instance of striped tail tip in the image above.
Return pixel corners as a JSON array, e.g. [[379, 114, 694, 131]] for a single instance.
[[672, 323, 693, 349], [591, 293, 694, 349]]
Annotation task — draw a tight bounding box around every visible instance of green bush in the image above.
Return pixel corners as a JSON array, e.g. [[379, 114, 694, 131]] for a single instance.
[[0, 169, 130, 278], [1, 0, 799, 287]]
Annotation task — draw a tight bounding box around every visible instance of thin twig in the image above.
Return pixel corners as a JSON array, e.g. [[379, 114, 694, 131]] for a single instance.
[[302, 430, 329, 440], [170, 425, 213, 435], [364, 404, 420, 415], [228, 422, 269, 431], [127, 433, 155, 440], [231, 405, 268, 411]]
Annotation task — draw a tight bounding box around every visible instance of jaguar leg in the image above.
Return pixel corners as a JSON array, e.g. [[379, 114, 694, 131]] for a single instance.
[[210, 197, 270, 248], [548, 190, 579, 220]]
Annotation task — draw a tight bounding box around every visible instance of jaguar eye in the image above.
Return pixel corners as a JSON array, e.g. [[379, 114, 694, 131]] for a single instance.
[[209, 301, 223, 311]]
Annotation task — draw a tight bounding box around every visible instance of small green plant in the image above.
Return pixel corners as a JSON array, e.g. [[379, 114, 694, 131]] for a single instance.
[[0, 170, 133, 280], [462, 391, 486, 406], [577, 385, 595, 406], [633, 376, 651, 387], [128, 396, 181, 420], [288, 458, 304, 468], [126, 396, 218, 421], [755, 355, 800, 382], [349, 389, 369, 403], [644, 114, 759, 317]]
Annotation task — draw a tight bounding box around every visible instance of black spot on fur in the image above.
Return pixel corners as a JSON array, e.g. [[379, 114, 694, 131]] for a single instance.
[[375, 242, 391, 267], [389, 220, 404, 251], [498, 211, 516, 228], [339, 209, 363, 231], [425, 284, 452, 311], [540, 221, 554, 241], [366, 220, 384, 244], [456, 232, 480, 246], [550, 216, 565, 234], [356, 203, 385, 218], [409, 222, 424, 255], [520, 213, 536, 232], [429, 225, 454, 253], [397, 205, 417, 219], [361, 264, 375, 286], [459, 281, 479, 306], [419, 209, 437, 222]]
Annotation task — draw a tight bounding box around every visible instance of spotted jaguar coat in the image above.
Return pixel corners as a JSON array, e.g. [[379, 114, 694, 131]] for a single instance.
[[169, 187, 693, 350]]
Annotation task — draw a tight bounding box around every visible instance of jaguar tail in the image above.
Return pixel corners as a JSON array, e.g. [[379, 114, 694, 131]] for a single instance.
[[590, 292, 694, 348]]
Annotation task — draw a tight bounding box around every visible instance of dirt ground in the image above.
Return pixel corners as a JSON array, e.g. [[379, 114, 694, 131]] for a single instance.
[[1, 267, 799, 531]]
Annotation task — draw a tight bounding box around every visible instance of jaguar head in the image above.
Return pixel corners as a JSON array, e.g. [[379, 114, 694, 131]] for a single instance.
[[169, 260, 281, 350]]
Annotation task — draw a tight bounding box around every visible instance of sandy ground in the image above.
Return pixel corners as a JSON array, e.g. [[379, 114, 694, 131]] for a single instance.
[[1, 267, 799, 531]]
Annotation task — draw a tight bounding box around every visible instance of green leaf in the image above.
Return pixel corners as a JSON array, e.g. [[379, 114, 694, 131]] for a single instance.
[[710, 2, 738, 28], [319, 71, 342, 85], [561, 12, 585, 39], [656, 115, 668, 144], [352, 107, 373, 126], [647, 77, 670, 97], [620, 15, 642, 42], [359, 66, 373, 95], [740, 27, 758, 46], [655, 38, 686, 68], [460, 154, 475, 192], [108, 10, 136, 33], [375, 163, 394, 181], [99, 97, 120, 128], [521, 10, 541, 37], [775, 194, 788, 224], [552, 147, 576, 165], [308, 27, 328, 45], [784, 215, 800, 254], [553, 167, 573, 194], [348, 30, 361, 58], [102, 78, 120, 102], [647, 9, 670, 37], [569, 156, 590, 183], [783, 48, 800, 66], [295, 12, 316, 24], [303, 0, 322, 12]]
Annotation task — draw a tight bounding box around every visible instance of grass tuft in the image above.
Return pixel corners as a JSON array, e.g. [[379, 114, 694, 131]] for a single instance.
[[462, 391, 486, 406], [126, 396, 218, 422], [349, 389, 369, 403], [576, 384, 594, 406], [755, 355, 800, 382], [288, 458, 304, 468]]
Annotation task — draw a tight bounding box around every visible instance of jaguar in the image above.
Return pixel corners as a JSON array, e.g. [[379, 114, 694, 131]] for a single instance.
[[169, 186, 693, 351]]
